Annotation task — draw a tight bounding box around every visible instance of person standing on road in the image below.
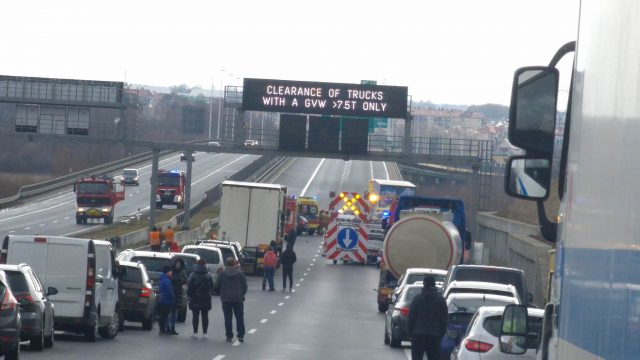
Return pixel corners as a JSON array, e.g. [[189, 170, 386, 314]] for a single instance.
[[262, 247, 278, 291], [187, 259, 214, 339], [149, 226, 161, 252], [407, 276, 448, 360], [215, 257, 248, 343], [280, 244, 297, 292], [167, 258, 186, 335], [163, 225, 175, 252], [157, 265, 175, 335]]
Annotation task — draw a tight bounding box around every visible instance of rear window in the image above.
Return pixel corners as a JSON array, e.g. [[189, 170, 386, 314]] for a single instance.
[[448, 297, 516, 314], [218, 247, 235, 261], [173, 256, 198, 275], [484, 315, 543, 341], [131, 256, 171, 272], [5, 271, 29, 292], [120, 267, 143, 283], [402, 287, 422, 303], [453, 268, 525, 298], [183, 248, 220, 265], [407, 273, 446, 285], [448, 288, 515, 299]]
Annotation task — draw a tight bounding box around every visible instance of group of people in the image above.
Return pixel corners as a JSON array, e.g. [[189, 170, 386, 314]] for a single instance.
[[156, 256, 248, 343], [149, 225, 180, 252], [262, 240, 297, 292]]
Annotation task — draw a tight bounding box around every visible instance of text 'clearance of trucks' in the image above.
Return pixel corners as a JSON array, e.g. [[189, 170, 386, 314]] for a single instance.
[[74, 176, 125, 225], [217, 181, 286, 275], [495, 2, 640, 359], [376, 196, 470, 312]]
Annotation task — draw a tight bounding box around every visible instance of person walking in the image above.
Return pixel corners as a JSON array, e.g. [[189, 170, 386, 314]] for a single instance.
[[166, 258, 187, 335], [215, 258, 247, 343], [262, 247, 278, 291], [163, 225, 175, 252], [407, 276, 448, 360], [187, 259, 214, 339], [280, 244, 297, 292], [157, 265, 175, 335], [149, 226, 161, 252]]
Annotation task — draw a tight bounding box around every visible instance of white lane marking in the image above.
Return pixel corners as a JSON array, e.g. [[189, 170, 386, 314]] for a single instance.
[[232, 340, 241, 346], [260, 318, 268, 324], [382, 161, 390, 180], [270, 310, 277, 314], [278, 302, 284, 306], [192, 155, 250, 186], [296, 283, 300, 287], [300, 278, 304, 282], [314, 254, 318, 257], [63, 216, 69, 220], [306, 268, 310, 271], [39, 223, 45, 227], [292, 289, 296, 293], [285, 296, 290, 299], [0, 200, 74, 223], [9, 230, 15, 233], [369, 161, 374, 179], [310, 263, 314, 266], [24, 227, 31, 230], [62, 224, 102, 236], [312, 258, 316, 262], [128, 194, 134, 197], [212, 355, 226, 360], [404, 349, 412, 359], [304, 273, 308, 276], [135, 191, 140, 194], [300, 158, 326, 196], [248, 328, 257, 334], [52, 220, 57, 223]]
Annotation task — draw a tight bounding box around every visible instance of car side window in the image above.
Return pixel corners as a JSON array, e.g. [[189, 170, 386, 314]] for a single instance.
[[29, 270, 44, 294]]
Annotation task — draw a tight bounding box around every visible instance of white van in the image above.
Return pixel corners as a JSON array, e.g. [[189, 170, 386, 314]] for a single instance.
[[1, 235, 121, 342], [181, 245, 224, 281]]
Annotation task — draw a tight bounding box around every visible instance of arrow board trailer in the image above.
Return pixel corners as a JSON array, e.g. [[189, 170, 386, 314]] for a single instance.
[[218, 181, 287, 275], [382, 214, 461, 278]]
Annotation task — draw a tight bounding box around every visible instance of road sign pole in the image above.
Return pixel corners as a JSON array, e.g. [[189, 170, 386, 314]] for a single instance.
[[182, 152, 193, 230], [148, 149, 159, 230]]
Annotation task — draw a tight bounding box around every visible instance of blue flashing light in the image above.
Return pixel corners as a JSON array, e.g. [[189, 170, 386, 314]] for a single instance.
[[382, 210, 391, 218], [170, 170, 180, 174]]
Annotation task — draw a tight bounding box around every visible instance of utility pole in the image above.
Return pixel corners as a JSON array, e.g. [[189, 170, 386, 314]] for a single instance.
[[208, 77, 213, 139]]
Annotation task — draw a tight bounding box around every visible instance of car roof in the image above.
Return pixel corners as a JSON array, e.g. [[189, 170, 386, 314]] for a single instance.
[[406, 268, 448, 275], [183, 245, 222, 252], [0, 264, 27, 271], [451, 264, 523, 273], [172, 253, 199, 259], [448, 281, 517, 291], [476, 306, 545, 318], [118, 260, 142, 268], [446, 293, 518, 303], [125, 250, 173, 259], [123, 168, 137, 172]]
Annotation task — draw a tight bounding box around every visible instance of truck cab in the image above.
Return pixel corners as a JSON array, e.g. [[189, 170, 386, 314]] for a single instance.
[[155, 170, 186, 209], [74, 176, 125, 225]]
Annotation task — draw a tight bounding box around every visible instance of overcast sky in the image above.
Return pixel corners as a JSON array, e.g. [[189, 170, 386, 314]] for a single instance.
[[1, 0, 579, 105]]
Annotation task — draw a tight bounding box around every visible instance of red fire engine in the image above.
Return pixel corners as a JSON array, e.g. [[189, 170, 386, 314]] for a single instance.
[[74, 175, 125, 224]]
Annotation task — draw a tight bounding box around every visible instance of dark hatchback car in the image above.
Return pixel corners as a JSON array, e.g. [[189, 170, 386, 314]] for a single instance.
[[0, 271, 21, 360], [443, 265, 532, 305], [0, 264, 56, 351], [118, 261, 156, 331], [384, 283, 423, 348]]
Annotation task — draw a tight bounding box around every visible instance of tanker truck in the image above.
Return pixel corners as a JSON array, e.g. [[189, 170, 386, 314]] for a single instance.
[[376, 196, 471, 312]]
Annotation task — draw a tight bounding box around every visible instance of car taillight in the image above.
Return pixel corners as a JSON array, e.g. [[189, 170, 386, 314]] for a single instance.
[[85, 253, 95, 308], [464, 339, 493, 353], [397, 306, 409, 317], [0, 289, 18, 311], [16, 294, 33, 304], [140, 287, 151, 298]]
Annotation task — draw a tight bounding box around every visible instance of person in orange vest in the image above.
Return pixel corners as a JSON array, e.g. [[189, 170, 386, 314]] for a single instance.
[[163, 225, 175, 252], [149, 226, 161, 252]]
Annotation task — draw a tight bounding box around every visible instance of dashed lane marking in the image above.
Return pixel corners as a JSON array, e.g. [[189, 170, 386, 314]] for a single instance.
[[270, 310, 277, 314], [292, 289, 296, 293], [248, 329, 257, 334], [300, 278, 304, 281], [296, 283, 300, 287], [285, 296, 290, 299], [24, 227, 30, 230], [260, 318, 268, 324], [9, 230, 14, 233], [278, 303, 284, 306], [310, 263, 314, 266], [306, 268, 310, 271], [39, 223, 45, 227], [304, 273, 308, 276], [64, 217, 70, 220], [312, 258, 316, 262], [52, 220, 57, 223], [212, 355, 226, 360]]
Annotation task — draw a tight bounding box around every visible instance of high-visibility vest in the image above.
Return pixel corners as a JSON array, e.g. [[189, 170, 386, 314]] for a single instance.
[[164, 229, 175, 244], [149, 231, 161, 246]]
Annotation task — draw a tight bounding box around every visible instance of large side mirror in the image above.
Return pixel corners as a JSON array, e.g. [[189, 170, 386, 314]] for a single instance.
[[508, 66, 559, 154], [47, 287, 59, 296], [505, 156, 551, 200], [499, 304, 529, 355]]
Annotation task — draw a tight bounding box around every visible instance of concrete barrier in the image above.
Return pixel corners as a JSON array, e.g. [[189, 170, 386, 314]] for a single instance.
[[477, 212, 553, 307]]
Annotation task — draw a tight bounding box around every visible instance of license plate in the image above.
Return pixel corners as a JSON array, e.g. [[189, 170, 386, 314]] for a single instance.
[[164, 191, 172, 195], [87, 209, 100, 216]]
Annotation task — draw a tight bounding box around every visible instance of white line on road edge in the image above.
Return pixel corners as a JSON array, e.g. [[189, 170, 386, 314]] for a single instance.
[[193, 155, 250, 186], [278, 302, 284, 306], [382, 162, 390, 180], [285, 296, 290, 299], [248, 328, 257, 334], [0, 200, 75, 223], [270, 310, 277, 314], [300, 158, 326, 196], [369, 161, 374, 179], [212, 355, 226, 360], [260, 318, 268, 324]]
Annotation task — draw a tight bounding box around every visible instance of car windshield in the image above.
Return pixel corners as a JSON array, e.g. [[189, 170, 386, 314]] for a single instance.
[[123, 170, 137, 176], [454, 268, 525, 299], [131, 256, 171, 273], [448, 297, 516, 314], [77, 182, 109, 194], [407, 273, 446, 285], [158, 175, 180, 187], [401, 287, 422, 303], [5, 271, 29, 292], [120, 267, 142, 283], [183, 248, 220, 265], [173, 256, 198, 276]]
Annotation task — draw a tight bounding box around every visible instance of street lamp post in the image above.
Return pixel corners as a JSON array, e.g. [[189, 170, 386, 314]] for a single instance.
[[208, 77, 214, 139], [216, 69, 225, 139]]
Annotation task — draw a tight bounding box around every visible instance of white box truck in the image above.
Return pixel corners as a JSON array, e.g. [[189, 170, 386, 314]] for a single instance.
[[1, 235, 121, 342], [217, 181, 286, 274]]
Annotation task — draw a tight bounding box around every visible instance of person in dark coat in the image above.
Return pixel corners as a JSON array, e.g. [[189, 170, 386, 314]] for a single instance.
[[166, 258, 186, 335], [279, 244, 297, 292], [407, 276, 448, 360], [157, 265, 175, 335], [215, 257, 248, 343], [187, 259, 214, 339]]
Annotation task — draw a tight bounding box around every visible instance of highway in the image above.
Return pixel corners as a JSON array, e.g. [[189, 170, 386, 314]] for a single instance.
[[0, 152, 256, 237], [17, 158, 412, 360]]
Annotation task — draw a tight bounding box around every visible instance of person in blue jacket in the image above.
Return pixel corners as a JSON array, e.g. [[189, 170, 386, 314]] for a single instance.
[[158, 265, 175, 335]]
